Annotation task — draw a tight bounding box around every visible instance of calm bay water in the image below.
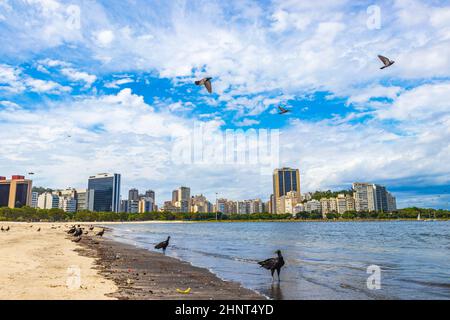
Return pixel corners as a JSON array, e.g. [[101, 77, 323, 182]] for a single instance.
[[109, 221, 450, 300]]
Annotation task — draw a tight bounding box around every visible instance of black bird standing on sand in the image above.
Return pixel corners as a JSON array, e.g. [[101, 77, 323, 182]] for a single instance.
[[68, 226, 76, 234], [378, 55, 395, 69], [96, 229, 105, 237], [37, 228, 41, 232], [258, 250, 285, 281], [155, 236, 170, 254], [195, 77, 213, 93], [73, 228, 83, 237], [1, 226, 3, 232], [5, 226, 9, 232]]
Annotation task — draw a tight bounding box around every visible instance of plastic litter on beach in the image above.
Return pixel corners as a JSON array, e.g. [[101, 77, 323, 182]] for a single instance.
[[176, 288, 191, 294]]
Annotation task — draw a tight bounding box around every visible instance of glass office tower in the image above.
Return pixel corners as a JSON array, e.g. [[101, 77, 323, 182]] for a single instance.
[[87, 173, 121, 212]]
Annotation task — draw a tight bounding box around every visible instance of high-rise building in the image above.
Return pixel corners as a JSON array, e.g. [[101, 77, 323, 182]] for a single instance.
[[37, 192, 59, 209], [176, 186, 191, 213], [172, 190, 179, 205], [352, 183, 376, 212], [54, 188, 78, 213], [305, 199, 321, 213], [273, 168, 301, 214], [387, 192, 397, 212], [31, 192, 39, 208], [320, 198, 338, 217], [76, 189, 89, 212], [336, 194, 355, 214], [87, 173, 121, 212], [0, 175, 33, 208], [145, 190, 155, 201], [128, 188, 139, 201], [138, 197, 154, 213], [191, 194, 211, 213]]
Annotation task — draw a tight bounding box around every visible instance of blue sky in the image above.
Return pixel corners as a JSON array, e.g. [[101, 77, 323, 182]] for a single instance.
[[1, 0, 450, 208]]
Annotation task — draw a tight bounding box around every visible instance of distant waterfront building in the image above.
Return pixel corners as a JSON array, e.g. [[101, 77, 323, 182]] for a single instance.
[[145, 190, 155, 202], [353, 182, 396, 213], [128, 188, 139, 201], [176, 186, 191, 213], [76, 189, 89, 212], [31, 192, 39, 208], [163, 201, 179, 212], [320, 198, 337, 217], [55, 188, 77, 213], [336, 194, 355, 214], [387, 193, 397, 212], [87, 173, 121, 212], [37, 192, 59, 209], [294, 203, 305, 215], [352, 183, 376, 212], [191, 194, 211, 213], [305, 199, 321, 213], [138, 197, 154, 213], [273, 168, 301, 214], [0, 175, 33, 208], [172, 190, 179, 205]]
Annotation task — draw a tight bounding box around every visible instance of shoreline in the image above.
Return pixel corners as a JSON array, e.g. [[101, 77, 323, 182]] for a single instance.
[[77, 228, 265, 300], [0, 222, 264, 300]]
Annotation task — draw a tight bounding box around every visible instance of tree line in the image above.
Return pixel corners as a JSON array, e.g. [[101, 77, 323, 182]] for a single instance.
[[0, 206, 448, 222]]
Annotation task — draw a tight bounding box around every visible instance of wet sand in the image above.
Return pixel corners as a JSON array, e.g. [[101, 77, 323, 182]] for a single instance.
[[0, 222, 264, 300], [77, 230, 265, 300]]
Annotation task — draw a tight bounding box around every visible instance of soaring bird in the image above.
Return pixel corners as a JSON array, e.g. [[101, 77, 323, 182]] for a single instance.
[[96, 229, 105, 237], [155, 236, 170, 253], [195, 77, 213, 93], [258, 250, 285, 281], [28, 172, 35, 175], [378, 55, 395, 69], [278, 106, 291, 115]]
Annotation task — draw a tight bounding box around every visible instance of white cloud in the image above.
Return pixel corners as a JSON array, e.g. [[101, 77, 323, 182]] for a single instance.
[[94, 29, 115, 47]]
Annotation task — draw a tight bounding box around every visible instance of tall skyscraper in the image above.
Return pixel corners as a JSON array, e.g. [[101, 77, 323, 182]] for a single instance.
[[172, 190, 179, 205], [145, 190, 155, 201], [87, 173, 121, 212], [128, 188, 139, 201], [352, 183, 376, 212], [273, 168, 301, 214], [0, 175, 33, 208], [177, 186, 191, 213]]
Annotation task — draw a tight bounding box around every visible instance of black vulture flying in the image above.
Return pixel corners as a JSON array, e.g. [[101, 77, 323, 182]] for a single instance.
[[258, 250, 285, 281], [28, 172, 35, 175], [378, 55, 395, 69], [155, 236, 170, 253], [278, 106, 291, 115], [96, 229, 105, 237], [195, 77, 213, 93]]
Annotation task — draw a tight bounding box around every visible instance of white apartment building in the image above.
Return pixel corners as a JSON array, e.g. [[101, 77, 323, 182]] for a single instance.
[[37, 192, 59, 209]]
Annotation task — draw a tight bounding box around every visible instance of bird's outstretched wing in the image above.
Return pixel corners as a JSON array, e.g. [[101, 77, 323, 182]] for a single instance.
[[204, 79, 212, 93], [378, 55, 390, 66], [258, 258, 277, 270]]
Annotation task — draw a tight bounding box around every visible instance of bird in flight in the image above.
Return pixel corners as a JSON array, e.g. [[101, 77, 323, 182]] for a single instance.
[[28, 172, 34, 175], [258, 250, 285, 281], [155, 236, 170, 254], [378, 55, 395, 69], [278, 106, 291, 115], [195, 77, 213, 93]]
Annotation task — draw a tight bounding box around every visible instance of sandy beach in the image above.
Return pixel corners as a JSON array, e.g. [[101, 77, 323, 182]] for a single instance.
[[0, 222, 263, 300]]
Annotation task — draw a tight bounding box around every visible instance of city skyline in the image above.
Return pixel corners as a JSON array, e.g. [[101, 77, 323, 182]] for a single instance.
[[1, 1, 450, 209]]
